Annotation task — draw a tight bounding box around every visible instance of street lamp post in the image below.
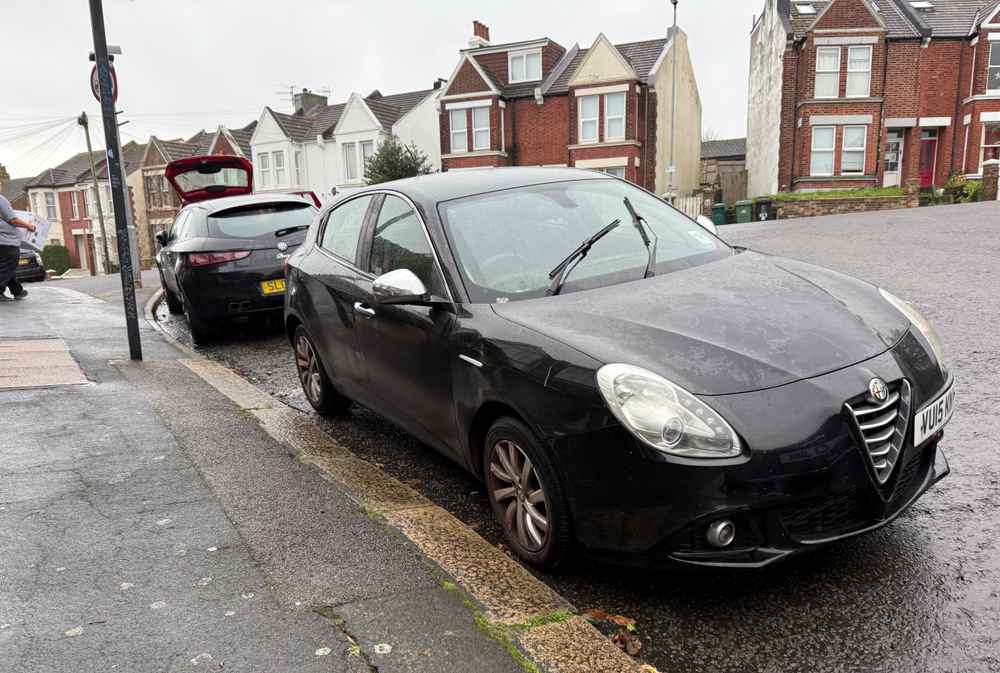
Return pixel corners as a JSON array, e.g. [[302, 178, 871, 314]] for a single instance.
[[88, 0, 142, 361], [667, 0, 679, 202]]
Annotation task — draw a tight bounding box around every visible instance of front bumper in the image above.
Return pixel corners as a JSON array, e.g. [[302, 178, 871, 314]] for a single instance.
[[553, 333, 952, 568]]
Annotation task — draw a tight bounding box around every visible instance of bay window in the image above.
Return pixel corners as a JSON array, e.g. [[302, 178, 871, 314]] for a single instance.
[[71, 191, 80, 219], [258, 153, 272, 187], [45, 192, 58, 220], [846, 46, 872, 97], [361, 140, 375, 172], [83, 188, 93, 218], [472, 107, 491, 150], [990, 44, 1000, 93], [449, 109, 468, 153], [841, 126, 867, 174], [815, 47, 840, 99], [579, 95, 599, 143], [343, 142, 358, 181], [604, 92, 626, 140], [810, 126, 836, 176], [294, 151, 303, 185], [272, 151, 286, 186], [509, 49, 542, 83]]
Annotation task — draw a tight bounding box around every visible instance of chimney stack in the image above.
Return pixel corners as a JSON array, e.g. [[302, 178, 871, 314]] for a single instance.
[[469, 20, 491, 48], [293, 88, 328, 115], [433, 77, 447, 90]]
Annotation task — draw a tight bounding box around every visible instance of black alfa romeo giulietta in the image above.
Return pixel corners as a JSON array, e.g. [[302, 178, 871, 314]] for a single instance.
[[284, 168, 953, 569]]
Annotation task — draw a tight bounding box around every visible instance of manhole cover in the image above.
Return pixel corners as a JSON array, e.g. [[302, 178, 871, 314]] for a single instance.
[[0, 338, 88, 390]]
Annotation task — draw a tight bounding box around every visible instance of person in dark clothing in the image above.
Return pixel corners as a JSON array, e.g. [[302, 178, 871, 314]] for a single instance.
[[0, 193, 37, 300]]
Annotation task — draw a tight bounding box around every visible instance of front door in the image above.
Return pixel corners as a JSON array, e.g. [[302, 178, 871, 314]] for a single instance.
[[919, 129, 938, 189], [75, 235, 89, 271], [883, 130, 904, 187], [355, 194, 460, 459]]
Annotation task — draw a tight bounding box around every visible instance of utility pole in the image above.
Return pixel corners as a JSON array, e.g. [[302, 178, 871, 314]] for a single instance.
[[88, 0, 142, 360], [667, 0, 679, 202], [78, 112, 112, 275]]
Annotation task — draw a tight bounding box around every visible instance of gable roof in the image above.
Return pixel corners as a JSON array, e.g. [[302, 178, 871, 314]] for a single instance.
[[548, 37, 668, 95], [702, 138, 747, 160], [26, 151, 104, 189], [784, 0, 994, 38], [228, 121, 257, 157], [2, 176, 33, 202]]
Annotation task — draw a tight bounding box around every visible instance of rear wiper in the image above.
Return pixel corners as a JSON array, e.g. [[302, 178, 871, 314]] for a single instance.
[[547, 219, 621, 296], [623, 196, 657, 279], [275, 224, 310, 238]]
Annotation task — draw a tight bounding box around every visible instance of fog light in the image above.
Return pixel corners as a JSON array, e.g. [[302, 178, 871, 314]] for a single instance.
[[705, 519, 736, 548]]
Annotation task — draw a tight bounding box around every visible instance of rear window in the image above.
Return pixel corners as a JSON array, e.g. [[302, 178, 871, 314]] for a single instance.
[[174, 167, 249, 194], [206, 202, 316, 239]]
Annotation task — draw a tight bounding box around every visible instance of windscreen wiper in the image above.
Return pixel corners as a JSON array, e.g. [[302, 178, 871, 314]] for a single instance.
[[547, 219, 621, 296], [623, 197, 657, 279], [275, 224, 310, 238]]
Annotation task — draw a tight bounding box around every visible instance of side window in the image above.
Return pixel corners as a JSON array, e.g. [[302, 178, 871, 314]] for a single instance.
[[170, 210, 190, 240], [369, 195, 445, 296], [320, 195, 375, 263]]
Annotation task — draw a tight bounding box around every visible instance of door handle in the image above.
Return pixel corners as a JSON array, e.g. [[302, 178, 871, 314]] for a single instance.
[[353, 302, 376, 317]]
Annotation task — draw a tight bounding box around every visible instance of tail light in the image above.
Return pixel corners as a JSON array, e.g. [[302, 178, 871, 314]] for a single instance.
[[188, 251, 251, 267]]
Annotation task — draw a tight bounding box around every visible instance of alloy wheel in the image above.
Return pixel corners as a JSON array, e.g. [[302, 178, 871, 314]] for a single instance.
[[295, 335, 323, 404], [488, 439, 550, 552]]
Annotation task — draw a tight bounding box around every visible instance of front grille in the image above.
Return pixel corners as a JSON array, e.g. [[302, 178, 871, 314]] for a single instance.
[[782, 486, 870, 539], [845, 379, 912, 485]]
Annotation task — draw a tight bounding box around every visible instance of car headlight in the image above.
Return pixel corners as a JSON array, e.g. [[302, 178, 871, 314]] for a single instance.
[[596, 364, 742, 459], [879, 288, 946, 371]]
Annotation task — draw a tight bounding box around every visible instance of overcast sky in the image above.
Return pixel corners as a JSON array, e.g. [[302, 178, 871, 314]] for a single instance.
[[1, 0, 757, 179]]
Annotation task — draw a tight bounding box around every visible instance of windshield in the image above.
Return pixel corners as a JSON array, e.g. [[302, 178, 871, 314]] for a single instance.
[[174, 167, 249, 193], [438, 179, 730, 303], [207, 202, 316, 239]]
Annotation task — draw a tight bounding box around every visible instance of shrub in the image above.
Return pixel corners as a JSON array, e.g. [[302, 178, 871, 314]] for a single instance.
[[772, 187, 905, 201], [958, 180, 981, 203], [363, 136, 433, 185], [41, 244, 71, 274]]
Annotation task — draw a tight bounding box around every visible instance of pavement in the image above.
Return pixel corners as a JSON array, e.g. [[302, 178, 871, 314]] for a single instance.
[[0, 284, 532, 672], [152, 200, 1000, 673]]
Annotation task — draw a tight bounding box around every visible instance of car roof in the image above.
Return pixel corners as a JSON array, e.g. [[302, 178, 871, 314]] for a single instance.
[[186, 192, 312, 215], [345, 167, 609, 205]]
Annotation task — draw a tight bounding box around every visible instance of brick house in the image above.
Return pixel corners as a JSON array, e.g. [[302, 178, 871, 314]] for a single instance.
[[747, 0, 1000, 197], [25, 143, 145, 272], [438, 21, 702, 197], [137, 124, 254, 265]]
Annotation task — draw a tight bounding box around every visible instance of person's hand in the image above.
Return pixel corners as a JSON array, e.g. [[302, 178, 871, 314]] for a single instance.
[[24, 221, 36, 233]]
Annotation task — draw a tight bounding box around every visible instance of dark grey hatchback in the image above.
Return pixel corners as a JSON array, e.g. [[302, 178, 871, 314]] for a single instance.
[[284, 168, 953, 570]]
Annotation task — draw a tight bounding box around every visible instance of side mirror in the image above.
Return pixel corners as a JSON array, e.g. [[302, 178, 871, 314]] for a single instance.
[[155, 230, 170, 248], [696, 215, 718, 236], [372, 269, 429, 305]]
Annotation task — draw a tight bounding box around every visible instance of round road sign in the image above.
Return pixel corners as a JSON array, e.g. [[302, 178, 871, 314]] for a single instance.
[[90, 64, 118, 104]]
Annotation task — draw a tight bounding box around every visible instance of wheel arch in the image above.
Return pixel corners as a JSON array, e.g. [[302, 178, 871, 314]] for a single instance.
[[467, 400, 545, 480]]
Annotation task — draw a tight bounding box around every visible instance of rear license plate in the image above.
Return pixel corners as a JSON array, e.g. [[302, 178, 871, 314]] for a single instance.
[[18, 259, 29, 266], [913, 383, 955, 446], [260, 279, 286, 295]]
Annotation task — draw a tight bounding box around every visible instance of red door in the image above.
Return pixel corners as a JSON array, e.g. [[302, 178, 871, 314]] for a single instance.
[[919, 130, 938, 189]]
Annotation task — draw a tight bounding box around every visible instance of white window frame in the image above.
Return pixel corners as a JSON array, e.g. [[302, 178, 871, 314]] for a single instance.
[[83, 188, 93, 218], [815, 46, 841, 99], [272, 151, 286, 186], [360, 140, 375, 174], [989, 44, 1000, 93], [258, 152, 272, 188], [604, 92, 626, 141], [508, 48, 542, 84], [45, 192, 58, 221], [343, 142, 358, 182], [841, 125, 867, 175], [159, 175, 169, 192], [810, 126, 836, 176], [601, 166, 626, 178], [981, 123, 1000, 173], [578, 94, 599, 144], [472, 107, 491, 151], [846, 46, 872, 98], [294, 150, 303, 185], [102, 185, 113, 215], [71, 191, 80, 219], [449, 109, 468, 153]]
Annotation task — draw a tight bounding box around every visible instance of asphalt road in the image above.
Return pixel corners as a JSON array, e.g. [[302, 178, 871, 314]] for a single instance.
[[149, 201, 1000, 673]]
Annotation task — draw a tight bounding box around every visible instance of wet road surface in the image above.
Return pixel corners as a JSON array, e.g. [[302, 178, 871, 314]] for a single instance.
[[152, 201, 1000, 673]]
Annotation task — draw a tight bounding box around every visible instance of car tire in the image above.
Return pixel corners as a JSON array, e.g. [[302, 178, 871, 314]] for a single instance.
[[182, 294, 214, 345], [293, 325, 350, 416], [160, 274, 184, 314], [484, 417, 572, 570]]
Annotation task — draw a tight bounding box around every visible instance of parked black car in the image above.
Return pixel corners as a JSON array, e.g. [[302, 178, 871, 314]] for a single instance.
[[155, 156, 317, 343], [16, 245, 46, 283], [284, 168, 953, 570]]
